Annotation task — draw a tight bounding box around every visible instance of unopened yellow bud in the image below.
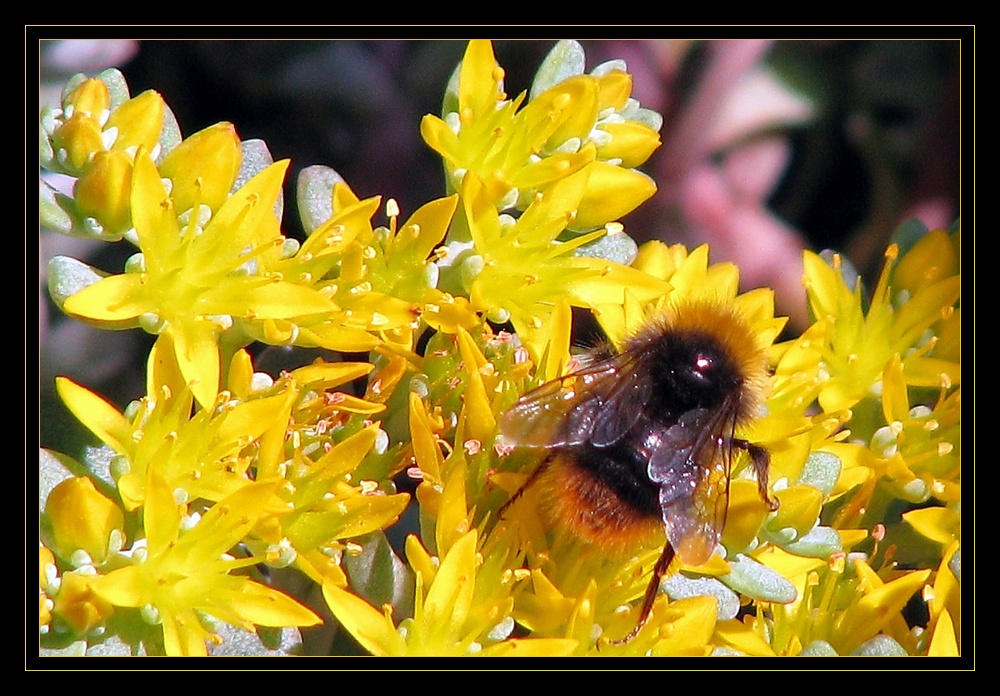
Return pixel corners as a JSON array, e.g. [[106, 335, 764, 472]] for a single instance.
[[75, 149, 133, 234], [52, 570, 114, 634], [45, 476, 125, 564], [595, 70, 632, 112], [106, 89, 165, 153], [64, 78, 111, 120], [159, 122, 242, 213], [596, 121, 661, 168], [52, 113, 105, 173]]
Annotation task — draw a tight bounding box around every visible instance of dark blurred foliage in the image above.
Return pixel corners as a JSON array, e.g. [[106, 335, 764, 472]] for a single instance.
[[39, 39, 961, 449]]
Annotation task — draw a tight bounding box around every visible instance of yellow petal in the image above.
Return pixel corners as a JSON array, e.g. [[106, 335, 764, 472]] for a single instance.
[[481, 638, 578, 656], [143, 468, 181, 556], [161, 609, 211, 657], [323, 582, 406, 656], [193, 160, 290, 274], [650, 595, 717, 656], [172, 481, 280, 569], [130, 148, 181, 270], [455, 327, 496, 440], [834, 568, 932, 652], [928, 608, 959, 656], [163, 323, 221, 409], [423, 530, 477, 641], [62, 272, 149, 323], [714, 618, 777, 656], [197, 575, 322, 629], [55, 377, 133, 456], [458, 40, 503, 119], [894, 229, 959, 295], [573, 161, 656, 229], [903, 507, 960, 545]]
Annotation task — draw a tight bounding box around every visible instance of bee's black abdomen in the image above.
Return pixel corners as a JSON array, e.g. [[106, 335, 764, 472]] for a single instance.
[[570, 440, 661, 519]]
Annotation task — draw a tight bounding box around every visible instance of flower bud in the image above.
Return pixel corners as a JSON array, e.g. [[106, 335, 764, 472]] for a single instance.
[[64, 78, 110, 120], [159, 122, 242, 213], [106, 89, 165, 154], [52, 570, 114, 635], [74, 149, 133, 235], [51, 113, 105, 173], [45, 476, 125, 564], [596, 120, 661, 169]]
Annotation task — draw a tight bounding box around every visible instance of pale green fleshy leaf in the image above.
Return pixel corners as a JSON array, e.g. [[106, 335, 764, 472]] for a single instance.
[[663, 574, 740, 620], [41, 641, 89, 657], [344, 530, 416, 622], [949, 547, 960, 582], [46, 256, 105, 308], [851, 634, 909, 656], [780, 525, 843, 558], [40, 120, 55, 168], [157, 103, 183, 161], [208, 624, 305, 656], [60, 73, 89, 103], [297, 165, 346, 233], [96, 68, 131, 111], [40, 179, 74, 235], [39, 448, 77, 511], [237, 139, 282, 221], [590, 59, 627, 78], [441, 59, 462, 117], [719, 553, 797, 604], [890, 217, 931, 254], [633, 106, 664, 132], [530, 40, 586, 100], [797, 450, 842, 497], [85, 634, 149, 656], [799, 640, 839, 656], [571, 227, 639, 265]]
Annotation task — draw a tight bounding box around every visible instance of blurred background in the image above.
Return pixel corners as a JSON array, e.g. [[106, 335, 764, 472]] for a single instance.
[[38, 39, 962, 450]]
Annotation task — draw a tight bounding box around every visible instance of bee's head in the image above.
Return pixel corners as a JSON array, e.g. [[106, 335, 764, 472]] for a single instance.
[[654, 330, 742, 412]]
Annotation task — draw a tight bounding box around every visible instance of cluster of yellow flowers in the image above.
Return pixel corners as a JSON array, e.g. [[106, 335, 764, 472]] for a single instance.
[[39, 41, 960, 657]]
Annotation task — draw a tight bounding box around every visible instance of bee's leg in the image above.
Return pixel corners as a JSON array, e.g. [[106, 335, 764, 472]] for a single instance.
[[732, 438, 779, 511], [607, 542, 676, 646], [497, 453, 554, 520]]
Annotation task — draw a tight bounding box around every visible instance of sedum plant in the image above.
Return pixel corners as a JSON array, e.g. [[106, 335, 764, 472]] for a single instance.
[[39, 40, 960, 657]]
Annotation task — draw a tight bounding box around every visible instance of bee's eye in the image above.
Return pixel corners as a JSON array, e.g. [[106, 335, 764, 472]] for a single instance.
[[693, 354, 713, 377]]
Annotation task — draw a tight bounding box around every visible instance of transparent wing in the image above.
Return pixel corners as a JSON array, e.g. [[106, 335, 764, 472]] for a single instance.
[[647, 397, 739, 566], [499, 350, 651, 449]]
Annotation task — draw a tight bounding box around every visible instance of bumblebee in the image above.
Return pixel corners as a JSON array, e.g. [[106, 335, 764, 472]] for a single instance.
[[499, 299, 778, 643]]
